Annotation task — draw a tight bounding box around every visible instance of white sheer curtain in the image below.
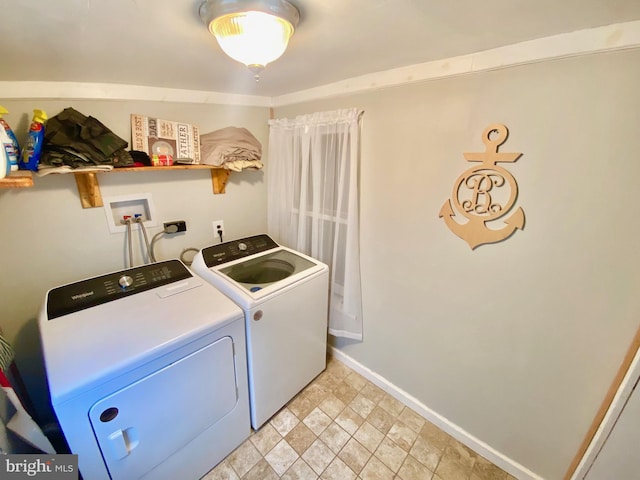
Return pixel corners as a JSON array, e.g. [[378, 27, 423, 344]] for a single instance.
[[267, 108, 363, 340]]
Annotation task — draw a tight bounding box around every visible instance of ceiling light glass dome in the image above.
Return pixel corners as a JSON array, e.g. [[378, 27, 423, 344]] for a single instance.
[[200, 0, 300, 80]]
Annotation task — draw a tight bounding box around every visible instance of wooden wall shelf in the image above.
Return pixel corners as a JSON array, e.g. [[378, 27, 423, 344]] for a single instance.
[[73, 166, 231, 208], [0, 171, 34, 189], [0, 166, 231, 208]]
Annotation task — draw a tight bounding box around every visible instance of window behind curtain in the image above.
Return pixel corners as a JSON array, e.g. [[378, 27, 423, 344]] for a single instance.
[[267, 108, 363, 340]]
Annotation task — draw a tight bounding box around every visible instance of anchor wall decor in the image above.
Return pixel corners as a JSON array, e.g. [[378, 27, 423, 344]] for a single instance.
[[439, 124, 525, 249]]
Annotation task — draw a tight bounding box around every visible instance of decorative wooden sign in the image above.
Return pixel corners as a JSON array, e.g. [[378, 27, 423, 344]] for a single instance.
[[439, 124, 525, 249]]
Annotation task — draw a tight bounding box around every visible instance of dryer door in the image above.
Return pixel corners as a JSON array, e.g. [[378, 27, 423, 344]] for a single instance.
[[88, 336, 238, 480]]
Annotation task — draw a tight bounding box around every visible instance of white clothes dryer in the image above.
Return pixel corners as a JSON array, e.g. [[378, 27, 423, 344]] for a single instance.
[[192, 235, 329, 429], [39, 260, 250, 480]]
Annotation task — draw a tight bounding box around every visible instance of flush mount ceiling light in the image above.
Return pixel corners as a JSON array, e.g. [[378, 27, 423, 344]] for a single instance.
[[199, 0, 300, 80]]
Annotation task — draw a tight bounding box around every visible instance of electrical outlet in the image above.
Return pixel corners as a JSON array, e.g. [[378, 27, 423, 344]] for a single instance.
[[164, 220, 187, 233], [212, 220, 225, 243]]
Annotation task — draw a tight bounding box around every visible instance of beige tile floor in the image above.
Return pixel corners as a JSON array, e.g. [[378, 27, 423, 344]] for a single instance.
[[202, 355, 518, 480]]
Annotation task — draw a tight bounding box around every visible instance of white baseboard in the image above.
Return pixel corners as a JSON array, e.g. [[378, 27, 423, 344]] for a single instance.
[[329, 346, 544, 480]]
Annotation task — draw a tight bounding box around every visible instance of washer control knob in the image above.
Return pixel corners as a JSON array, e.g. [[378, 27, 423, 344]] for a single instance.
[[253, 310, 263, 321], [118, 275, 134, 289], [238, 242, 248, 251]]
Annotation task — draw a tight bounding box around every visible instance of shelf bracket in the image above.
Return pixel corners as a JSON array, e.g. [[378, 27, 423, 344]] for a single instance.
[[73, 167, 230, 209], [211, 169, 230, 195], [74, 172, 103, 208]]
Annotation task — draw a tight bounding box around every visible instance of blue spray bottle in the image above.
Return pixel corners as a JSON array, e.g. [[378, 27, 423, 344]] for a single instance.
[[19, 109, 47, 171]]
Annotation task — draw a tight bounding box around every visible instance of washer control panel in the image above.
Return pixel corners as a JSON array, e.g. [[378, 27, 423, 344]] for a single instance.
[[201, 234, 279, 267], [46, 260, 192, 320]]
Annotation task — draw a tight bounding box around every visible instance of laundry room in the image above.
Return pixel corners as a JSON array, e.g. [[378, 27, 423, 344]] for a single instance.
[[1, 2, 640, 480]]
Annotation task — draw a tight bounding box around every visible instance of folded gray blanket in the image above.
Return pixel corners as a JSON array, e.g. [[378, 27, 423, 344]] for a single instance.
[[200, 126, 263, 171]]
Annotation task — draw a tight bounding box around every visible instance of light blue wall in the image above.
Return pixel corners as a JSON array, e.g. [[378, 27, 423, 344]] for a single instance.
[[274, 49, 640, 479]]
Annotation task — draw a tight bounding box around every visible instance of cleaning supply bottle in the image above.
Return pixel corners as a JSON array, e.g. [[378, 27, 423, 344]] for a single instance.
[[0, 105, 21, 173], [0, 130, 8, 179], [19, 109, 47, 171]]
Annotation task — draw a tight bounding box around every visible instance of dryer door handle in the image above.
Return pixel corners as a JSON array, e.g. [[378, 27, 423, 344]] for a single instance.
[[107, 428, 140, 459]]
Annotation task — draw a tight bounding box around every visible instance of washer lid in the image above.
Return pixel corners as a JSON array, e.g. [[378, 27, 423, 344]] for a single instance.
[[219, 249, 316, 293]]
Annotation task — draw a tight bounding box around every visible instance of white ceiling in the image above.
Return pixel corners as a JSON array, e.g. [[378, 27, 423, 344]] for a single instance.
[[1, 0, 640, 98]]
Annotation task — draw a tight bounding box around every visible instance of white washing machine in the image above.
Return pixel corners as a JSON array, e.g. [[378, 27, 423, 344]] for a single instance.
[[38, 260, 250, 480], [192, 234, 329, 429]]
